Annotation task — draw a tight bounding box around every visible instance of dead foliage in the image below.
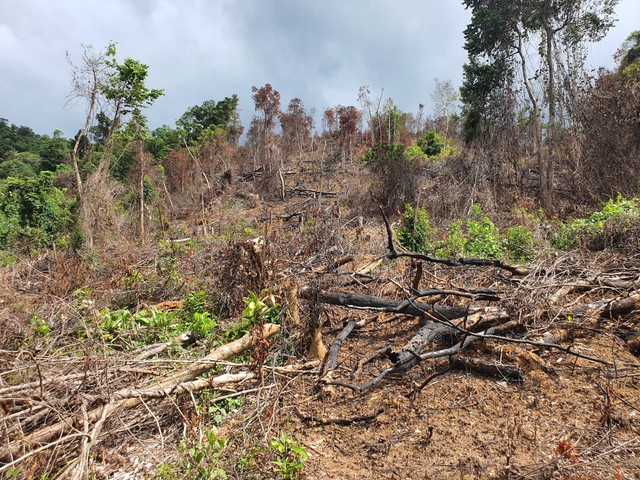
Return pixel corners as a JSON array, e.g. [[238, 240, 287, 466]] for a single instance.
[[1, 152, 640, 480]]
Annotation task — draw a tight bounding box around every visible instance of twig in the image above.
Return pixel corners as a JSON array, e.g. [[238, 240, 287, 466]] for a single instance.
[[0, 433, 88, 475], [295, 407, 384, 426], [411, 365, 452, 396]]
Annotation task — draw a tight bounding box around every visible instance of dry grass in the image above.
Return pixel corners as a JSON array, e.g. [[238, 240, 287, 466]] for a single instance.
[[1, 150, 640, 479]]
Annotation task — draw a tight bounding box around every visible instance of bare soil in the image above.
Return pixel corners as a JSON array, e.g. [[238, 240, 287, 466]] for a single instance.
[[1, 158, 640, 480]]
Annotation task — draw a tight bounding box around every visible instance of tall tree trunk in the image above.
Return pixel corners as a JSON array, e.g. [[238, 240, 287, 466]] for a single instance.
[[70, 80, 98, 203], [137, 141, 145, 245], [517, 33, 543, 199], [541, 21, 556, 215]]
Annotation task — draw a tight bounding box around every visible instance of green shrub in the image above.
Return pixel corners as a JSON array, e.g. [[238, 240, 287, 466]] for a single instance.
[[504, 225, 534, 261], [270, 432, 308, 480], [433, 205, 505, 259], [0, 157, 37, 179], [417, 130, 444, 157], [434, 219, 466, 258], [188, 311, 217, 338], [222, 289, 281, 341], [0, 171, 74, 250], [464, 204, 504, 258], [360, 143, 406, 166], [155, 428, 228, 479], [404, 144, 428, 162], [551, 196, 640, 251], [183, 289, 220, 317], [396, 204, 433, 253], [100, 307, 179, 344]]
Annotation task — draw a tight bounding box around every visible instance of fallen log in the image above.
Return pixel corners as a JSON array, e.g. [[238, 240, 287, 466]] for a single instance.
[[328, 321, 522, 392], [450, 355, 522, 381], [579, 293, 640, 319], [318, 291, 469, 320]]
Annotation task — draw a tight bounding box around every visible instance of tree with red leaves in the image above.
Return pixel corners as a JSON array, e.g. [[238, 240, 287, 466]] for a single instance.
[[279, 98, 314, 156], [251, 83, 281, 137], [336, 105, 361, 163]]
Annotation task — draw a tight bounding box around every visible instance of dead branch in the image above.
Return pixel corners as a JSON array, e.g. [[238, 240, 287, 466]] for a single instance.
[[323, 320, 357, 374], [450, 355, 522, 381], [327, 321, 521, 392], [573, 293, 640, 319], [295, 407, 384, 426], [285, 187, 337, 197], [2, 324, 280, 462]]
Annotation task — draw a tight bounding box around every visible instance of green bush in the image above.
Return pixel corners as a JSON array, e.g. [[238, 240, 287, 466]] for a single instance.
[[396, 204, 433, 253], [551, 196, 640, 251], [155, 428, 229, 479], [270, 432, 308, 480], [0, 171, 74, 250], [360, 143, 405, 166], [464, 204, 504, 258], [504, 225, 534, 261], [417, 130, 444, 157], [404, 144, 428, 162], [222, 290, 281, 341], [433, 205, 505, 259], [0, 157, 37, 179]]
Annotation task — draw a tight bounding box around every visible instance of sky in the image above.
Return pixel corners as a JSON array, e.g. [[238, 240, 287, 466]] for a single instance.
[[1, 0, 638, 138]]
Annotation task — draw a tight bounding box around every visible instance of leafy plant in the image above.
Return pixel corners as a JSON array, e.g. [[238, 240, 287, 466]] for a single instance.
[[417, 130, 444, 157], [29, 315, 51, 336], [360, 143, 405, 166], [551, 196, 640, 251], [504, 225, 535, 261], [100, 308, 133, 334], [270, 432, 308, 480], [188, 311, 217, 338], [403, 144, 428, 162], [100, 307, 179, 343], [464, 204, 504, 258], [396, 204, 433, 253], [434, 204, 504, 259], [222, 290, 281, 341], [206, 395, 244, 424], [155, 429, 228, 479], [183, 289, 219, 317], [0, 171, 74, 251]]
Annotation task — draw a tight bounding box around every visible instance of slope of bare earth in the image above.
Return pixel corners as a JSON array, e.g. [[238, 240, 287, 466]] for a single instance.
[[1, 154, 639, 480]]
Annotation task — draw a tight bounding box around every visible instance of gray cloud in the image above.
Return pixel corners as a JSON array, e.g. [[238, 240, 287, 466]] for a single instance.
[[0, 0, 637, 138]]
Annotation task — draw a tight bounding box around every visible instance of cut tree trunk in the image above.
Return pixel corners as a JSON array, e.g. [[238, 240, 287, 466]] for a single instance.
[[318, 291, 469, 320]]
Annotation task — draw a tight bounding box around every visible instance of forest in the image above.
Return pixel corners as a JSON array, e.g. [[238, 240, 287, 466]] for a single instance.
[[1, 1, 640, 479]]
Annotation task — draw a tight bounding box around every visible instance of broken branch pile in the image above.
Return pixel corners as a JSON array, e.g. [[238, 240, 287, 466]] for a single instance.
[[311, 215, 640, 394]]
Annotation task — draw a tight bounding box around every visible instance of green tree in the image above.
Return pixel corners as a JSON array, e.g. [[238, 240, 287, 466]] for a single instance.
[[177, 95, 242, 144], [39, 130, 70, 172], [417, 130, 445, 157], [147, 124, 182, 160], [0, 172, 74, 250], [0, 123, 44, 159], [0, 155, 37, 179], [617, 30, 640, 75]]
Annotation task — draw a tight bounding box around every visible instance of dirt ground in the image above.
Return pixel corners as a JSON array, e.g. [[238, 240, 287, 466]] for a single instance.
[[2, 161, 640, 480], [288, 314, 640, 479]]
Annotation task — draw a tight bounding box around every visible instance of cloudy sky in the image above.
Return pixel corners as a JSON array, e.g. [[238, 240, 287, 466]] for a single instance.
[[1, 0, 638, 138]]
